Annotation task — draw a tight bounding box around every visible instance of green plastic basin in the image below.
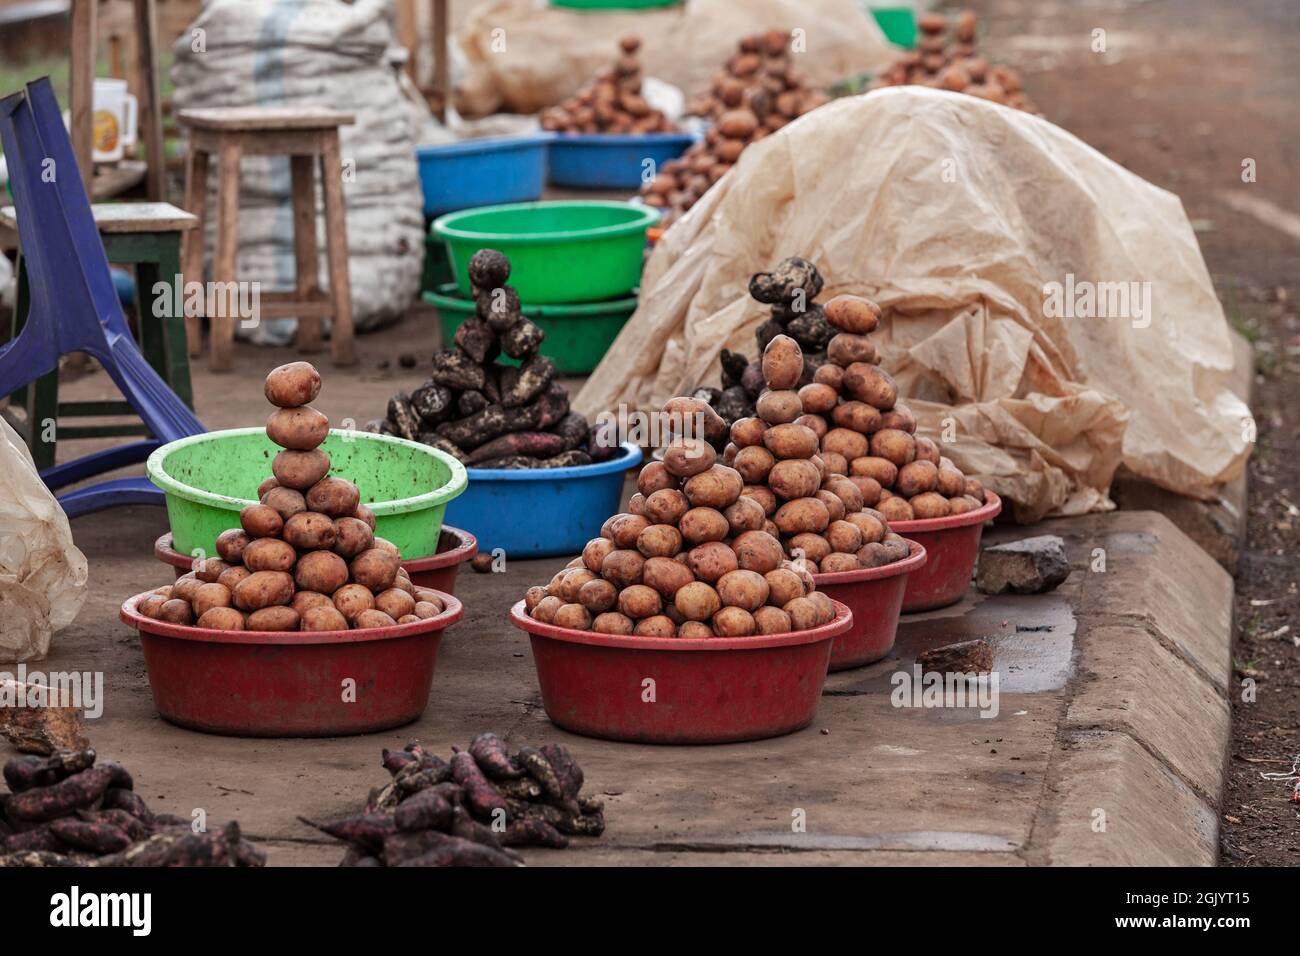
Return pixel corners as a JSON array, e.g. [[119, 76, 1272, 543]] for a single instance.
[[147, 428, 468, 560], [431, 200, 657, 304], [423, 282, 636, 375]]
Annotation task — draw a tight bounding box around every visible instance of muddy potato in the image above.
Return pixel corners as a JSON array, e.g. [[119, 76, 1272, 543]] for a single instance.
[[909, 491, 950, 519], [813, 363, 844, 390], [352, 609, 396, 630], [292, 590, 333, 616], [290, 551, 345, 595], [678, 621, 714, 638], [767, 459, 821, 500], [783, 596, 820, 631], [795, 415, 828, 442], [413, 598, 444, 619], [756, 390, 803, 425], [266, 405, 329, 451], [827, 333, 877, 367], [831, 401, 882, 435], [578, 578, 619, 614], [948, 495, 979, 515], [350, 503, 376, 531], [282, 511, 336, 552], [881, 534, 911, 562], [245, 606, 301, 632], [712, 606, 755, 637], [264, 361, 321, 408], [607, 513, 651, 549], [332, 583, 375, 622], [847, 475, 883, 507], [842, 363, 898, 410], [877, 496, 916, 522], [820, 552, 859, 574], [299, 603, 349, 632], [139, 594, 169, 619], [243, 538, 297, 573], [674, 581, 722, 622], [582, 536, 618, 573], [171, 573, 203, 604], [687, 541, 739, 584], [374, 588, 416, 620], [869, 428, 916, 467], [913, 436, 940, 465], [845, 512, 887, 545], [331, 516, 374, 559], [641, 488, 687, 526], [198, 607, 247, 630], [850, 456, 898, 487], [964, 478, 986, 502], [306, 477, 361, 518], [271, 449, 331, 491], [823, 294, 880, 334], [878, 403, 917, 434], [530, 595, 564, 623], [637, 523, 683, 558], [763, 422, 819, 460], [350, 548, 399, 591], [753, 606, 794, 635], [732, 529, 785, 574], [192, 582, 233, 619], [821, 427, 869, 461], [815, 490, 847, 523], [937, 465, 966, 497], [733, 445, 776, 484], [636, 461, 676, 497], [765, 567, 806, 606], [601, 549, 646, 588], [548, 603, 589, 631], [592, 612, 635, 635], [618, 584, 662, 619], [724, 495, 767, 535], [257, 477, 280, 497], [787, 532, 831, 564], [720, 445, 737, 467], [260, 486, 308, 522], [825, 520, 864, 554], [683, 465, 743, 509], [730, 416, 767, 448], [823, 476, 865, 514], [741, 484, 778, 516], [856, 541, 893, 568], [633, 615, 676, 637], [807, 590, 837, 625], [761, 334, 804, 390], [797, 383, 838, 415], [679, 507, 730, 544], [524, 585, 549, 613], [820, 451, 849, 476], [662, 437, 716, 478], [642, 556, 694, 599], [233, 570, 294, 611], [896, 460, 939, 497], [716, 569, 769, 611], [662, 396, 728, 444], [192, 557, 231, 584], [215, 529, 251, 564]]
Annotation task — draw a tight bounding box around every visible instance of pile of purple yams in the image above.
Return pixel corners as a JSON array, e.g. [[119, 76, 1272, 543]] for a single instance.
[[135, 362, 447, 632]]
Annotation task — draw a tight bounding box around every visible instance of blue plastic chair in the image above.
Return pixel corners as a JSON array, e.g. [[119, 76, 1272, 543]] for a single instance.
[[0, 78, 204, 516]]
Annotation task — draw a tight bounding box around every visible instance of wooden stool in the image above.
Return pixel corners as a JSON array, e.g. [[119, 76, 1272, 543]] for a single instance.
[[177, 106, 357, 372], [1, 201, 197, 471]]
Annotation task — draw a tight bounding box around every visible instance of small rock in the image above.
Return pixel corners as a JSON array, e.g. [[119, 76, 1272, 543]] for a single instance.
[[976, 535, 1070, 594], [918, 638, 993, 674], [470, 553, 494, 574], [398, 353, 418, 369]]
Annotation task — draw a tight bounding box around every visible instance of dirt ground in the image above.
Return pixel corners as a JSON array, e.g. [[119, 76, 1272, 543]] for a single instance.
[[963, 0, 1300, 864]]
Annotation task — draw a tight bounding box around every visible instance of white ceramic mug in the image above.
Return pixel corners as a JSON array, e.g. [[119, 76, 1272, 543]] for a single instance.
[[92, 78, 137, 163]]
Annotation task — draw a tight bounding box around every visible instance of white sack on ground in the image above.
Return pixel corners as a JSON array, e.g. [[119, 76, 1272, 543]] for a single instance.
[[172, 0, 426, 335], [455, 0, 894, 116], [0, 419, 87, 663], [577, 88, 1251, 522]]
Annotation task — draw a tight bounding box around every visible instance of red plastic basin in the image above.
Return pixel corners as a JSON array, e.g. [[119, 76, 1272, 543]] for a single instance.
[[813, 539, 927, 671], [888, 492, 1002, 612], [120, 589, 463, 738], [153, 526, 479, 596], [509, 600, 851, 745]]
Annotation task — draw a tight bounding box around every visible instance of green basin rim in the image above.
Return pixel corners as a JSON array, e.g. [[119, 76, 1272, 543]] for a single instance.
[[431, 200, 660, 247], [422, 282, 638, 316], [146, 427, 468, 517]]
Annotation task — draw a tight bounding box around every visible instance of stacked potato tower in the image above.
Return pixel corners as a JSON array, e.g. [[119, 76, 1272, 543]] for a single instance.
[[540, 36, 677, 135], [138, 362, 447, 631]]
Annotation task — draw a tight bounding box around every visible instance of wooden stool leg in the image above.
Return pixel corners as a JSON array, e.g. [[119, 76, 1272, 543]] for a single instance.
[[135, 257, 169, 378], [318, 133, 356, 367], [290, 154, 322, 354], [155, 234, 194, 408], [181, 146, 210, 359], [210, 137, 242, 372]]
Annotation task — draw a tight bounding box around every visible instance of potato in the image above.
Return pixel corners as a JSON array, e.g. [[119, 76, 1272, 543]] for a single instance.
[[909, 491, 951, 519], [578, 578, 619, 613], [679, 507, 730, 544], [807, 591, 837, 625], [171, 573, 203, 604], [192, 557, 231, 584], [661, 396, 728, 444], [914, 436, 941, 465], [723, 495, 767, 535], [787, 532, 831, 564], [674, 581, 722, 621], [948, 495, 980, 515], [138, 594, 168, 619], [350, 548, 400, 591], [821, 427, 870, 462], [741, 484, 778, 516], [756, 390, 803, 425], [712, 606, 755, 637], [831, 401, 882, 435], [306, 477, 361, 518], [827, 333, 877, 367], [266, 405, 329, 451], [825, 520, 864, 554], [524, 585, 549, 613], [355, 609, 398, 630], [352, 503, 377, 530], [847, 475, 883, 507], [552, 604, 591, 630], [530, 595, 563, 624], [964, 478, 986, 502], [618, 584, 662, 619], [241, 503, 284, 538], [582, 537, 617, 573], [850, 456, 898, 487], [720, 445, 737, 467], [257, 477, 280, 497], [857, 541, 892, 568], [815, 489, 846, 523], [272, 449, 331, 490], [608, 513, 651, 549], [157, 598, 193, 626], [732, 529, 784, 574], [292, 590, 334, 616], [247, 606, 302, 631], [375, 588, 416, 620], [767, 459, 821, 500], [783, 596, 820, 631], [663, 437, 716, 478], [937, 465, 966, 497], [198, 607, 246, 631], [868, 428, 916, 467], [633, 615, 676, 637], [763, 423, 819, 460], [264, 361, 321, 408], [331, 516, 374, 559], [842, 363, 898, 409], [636, 490, 685, 528], [753, 606, 794, 635], [683, 465, 743, 509], [260, 487, 307, 522], [682, 542, 735, 585], [761, 334, 803, 390], [820, 451, 849, 476], [243, 538, 297, 573], [192, 582, 233, 619], [796, 414, 829, 441], [678, 621, 714, 639], [820, 552, 859, 573], [716, 569, 769, 611], [637, 524, 683, 558], [775, 497, 831, 536], [813, 363, 844, 390], [718, 108, 758, 138], [823, 477, 865, 514], [797, 383, 837, 415], [592, 612, 635, 635], [601, 549, 645, 587], [642, 556, 694, 599], [765, 567, 806, 606], [233, 570, 294, 611], [878, 403, 917, 434], [845, 512, 887, 545], [215, 529, 251, 564], [896, 460, 939, 497], [556, 568, 597, 603], [881, 533, 911, 562], [332, 583, 375, 621], [732, 445, 775, 485], [729, 417, 766, 448], [823, 294, 880, 334], [413, 600, 444, 619], [283, 511, 337, 551], [878, 496, 916, 522], [636, 461, 676, 497]]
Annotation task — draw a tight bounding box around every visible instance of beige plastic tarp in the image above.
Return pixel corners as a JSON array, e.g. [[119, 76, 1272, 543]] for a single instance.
[[576, 87, 1251, 522], [455, 0, 894, 116]]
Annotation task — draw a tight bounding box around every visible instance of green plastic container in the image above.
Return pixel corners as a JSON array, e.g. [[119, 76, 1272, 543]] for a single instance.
[[147, 428, 468, 560], [870, 6, 917, 48], [423, 283, 636, 375], [422, 232, 454, 294], [431, 201, 658, 305]]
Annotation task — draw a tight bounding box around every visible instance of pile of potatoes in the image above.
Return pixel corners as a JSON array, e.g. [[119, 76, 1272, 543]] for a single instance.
[[640, 30, 828, 225], [373, 250, 607, 470], [523, 399, 844, 639], [539, 36, 677, 135], [869, 9, 1039, 114], [136, 363, 448, 632]]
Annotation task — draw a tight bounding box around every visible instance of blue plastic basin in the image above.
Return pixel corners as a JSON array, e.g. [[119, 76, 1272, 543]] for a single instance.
[[445, 443, 642, 558], [415, 135, 551, 218], [547, 132, 696, 189]]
